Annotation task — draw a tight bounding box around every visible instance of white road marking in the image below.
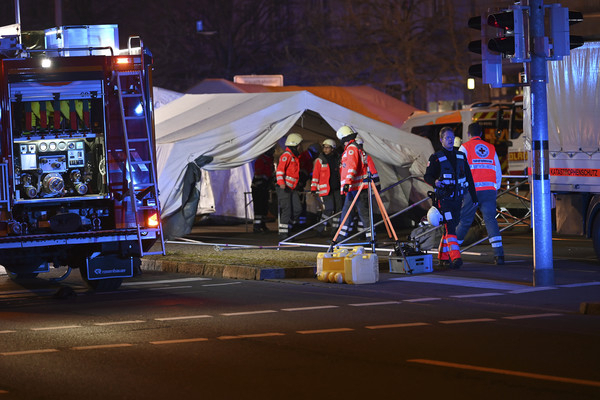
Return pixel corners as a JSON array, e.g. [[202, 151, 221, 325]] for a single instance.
[[404, 297, 441, 302], [155, 315, 212, 321], [122, 277, 211, 286], [93, 320, 145, 326], [439, 318, 496, 324], [451, 293, 505, 298], [31, 325, 82, 331], [503, 313, 562, 320], [221, 310, 277, 317], [297, 328, 354, 334], [1, 348, 59, 356], [150, 338, 209, 345], [218, 332, 285, 340], [203, 282, 242, 287], [0, 330, 16, 334], [149, 286, 193, 290], [391, 275, 527, 291], [366, 322, 430, 329], [281, 305, 338, 312], [348, 301, 401, 307], [72, 343, 133, 350]]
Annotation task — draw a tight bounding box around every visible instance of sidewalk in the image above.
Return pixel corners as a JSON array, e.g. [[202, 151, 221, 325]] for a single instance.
[[142, 221, 600, 289]]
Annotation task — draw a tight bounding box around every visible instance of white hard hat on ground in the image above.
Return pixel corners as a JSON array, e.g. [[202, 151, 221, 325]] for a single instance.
[[285, 133, 303, 147], [427, 206, 443, 227]]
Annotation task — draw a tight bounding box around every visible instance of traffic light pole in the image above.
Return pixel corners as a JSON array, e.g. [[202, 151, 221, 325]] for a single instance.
[[529, 0, 554, 286]]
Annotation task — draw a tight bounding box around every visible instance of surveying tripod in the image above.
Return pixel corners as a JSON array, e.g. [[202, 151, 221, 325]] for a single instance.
[[328, 153, 401, 255]]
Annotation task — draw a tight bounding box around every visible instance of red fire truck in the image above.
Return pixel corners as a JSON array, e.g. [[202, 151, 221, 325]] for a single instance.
[[0, 25, 164, 290]]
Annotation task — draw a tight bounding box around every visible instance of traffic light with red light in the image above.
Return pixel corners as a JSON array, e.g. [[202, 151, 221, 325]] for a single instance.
[[487, 7, 527, 62], [549, 4, 584, 59]]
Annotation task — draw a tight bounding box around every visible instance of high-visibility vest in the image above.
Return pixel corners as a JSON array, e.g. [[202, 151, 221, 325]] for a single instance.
[[461, 137, 499, 191], [340, 141, 368, 193], [276, 148, 300, 189], [311, 156, 331, 196]]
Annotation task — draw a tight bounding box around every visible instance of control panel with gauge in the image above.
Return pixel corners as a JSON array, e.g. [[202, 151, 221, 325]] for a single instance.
[[13, 138, 93, 200]]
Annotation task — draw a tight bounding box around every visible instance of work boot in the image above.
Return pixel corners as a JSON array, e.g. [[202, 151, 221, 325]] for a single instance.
[[438, 259, 451, 268], [450, 258, 463, 269], [494, 256, 505, 265]]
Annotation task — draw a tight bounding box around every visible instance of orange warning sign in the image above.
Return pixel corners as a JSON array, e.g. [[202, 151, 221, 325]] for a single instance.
[[550, 168, 600, 177]]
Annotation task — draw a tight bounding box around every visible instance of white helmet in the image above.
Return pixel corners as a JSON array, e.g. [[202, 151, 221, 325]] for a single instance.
[[285, 133, 303, 147], [336, 125, 357, 140], [322, 138, 336, 149], [427, 206, 443, 227]]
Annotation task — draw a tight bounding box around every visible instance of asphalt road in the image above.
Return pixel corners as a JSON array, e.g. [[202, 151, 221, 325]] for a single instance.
[[1, 250, 599, 400]]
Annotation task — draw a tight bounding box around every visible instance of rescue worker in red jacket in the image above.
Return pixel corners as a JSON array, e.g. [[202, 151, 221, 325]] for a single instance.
[[310, 138, 341, 234], [424, 126, 478, 269], [456, 122, 504, 264], [336, 125, 371, 240], [276, 133, 303, 240], [297, 143, 320, 226], [251, 147, 275, 233], [350, 137, 380, 235]]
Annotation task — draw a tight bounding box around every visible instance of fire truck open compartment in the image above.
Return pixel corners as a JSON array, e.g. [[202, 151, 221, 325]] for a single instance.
[[0, 24, 164, 290]]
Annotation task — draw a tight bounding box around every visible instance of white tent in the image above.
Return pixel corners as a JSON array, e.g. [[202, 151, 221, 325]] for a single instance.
[[155, 91, 433, 235]]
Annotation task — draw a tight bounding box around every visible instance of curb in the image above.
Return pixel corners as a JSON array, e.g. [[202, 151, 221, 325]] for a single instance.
[[140, 259, 316, 280]]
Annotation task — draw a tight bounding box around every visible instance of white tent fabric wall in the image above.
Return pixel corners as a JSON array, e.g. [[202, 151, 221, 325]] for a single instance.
[[155, 91, 434, 222]]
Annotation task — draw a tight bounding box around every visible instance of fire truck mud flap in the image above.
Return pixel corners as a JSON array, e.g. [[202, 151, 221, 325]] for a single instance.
[[83, 255, 135, 281]]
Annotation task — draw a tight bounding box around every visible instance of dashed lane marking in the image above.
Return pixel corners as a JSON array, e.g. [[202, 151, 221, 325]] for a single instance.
[[451, 293, 506, 299], [221, 310, 277, 317], [31, 325, 82, 331], [93, 320, 145, 326], [155, 315, 212, 321], [348, 301, 401, 307], [297, 328, 354, 334], [281, 305, 338, 312], [150, 338, 209, 345], [366, 322, 430, 329], [149, 286, 193, 291], [203, 282, 242, 287], [218, 332, 285, 340], [407, 358, 600, 388], [503, 313, 563, 320], [390, 275, 527, 291], [122, 277, 211, 286], [72, 343, 133, 351], [404, 297, 441, 302], [0, 330, 16, 334], [439, 318, 496, 324], [1, 349, 59, 356]]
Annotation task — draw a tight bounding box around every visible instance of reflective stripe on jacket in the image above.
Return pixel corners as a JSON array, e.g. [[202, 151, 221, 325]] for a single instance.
[[340, 140, 368, 193], [276, 148, 300, 189], [459, 137, 501, 191], [311, 156, 331, 196]]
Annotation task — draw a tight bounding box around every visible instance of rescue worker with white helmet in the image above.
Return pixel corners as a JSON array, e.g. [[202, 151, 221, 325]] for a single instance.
[[310, 138, 342, 235], [336, 125, 371, 240], [276, 133, 303, 240], [424, 126, 478, 269]]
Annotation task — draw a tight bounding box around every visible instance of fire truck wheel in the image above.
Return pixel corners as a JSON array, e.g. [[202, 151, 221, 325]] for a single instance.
[[78, 268, 122, 291]]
